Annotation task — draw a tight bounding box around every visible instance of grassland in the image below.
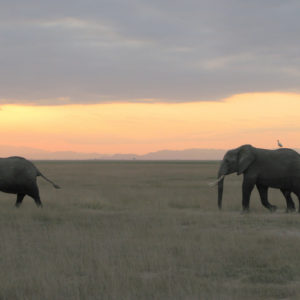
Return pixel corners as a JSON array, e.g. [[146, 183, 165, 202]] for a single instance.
[[0, 161, 300, 299]]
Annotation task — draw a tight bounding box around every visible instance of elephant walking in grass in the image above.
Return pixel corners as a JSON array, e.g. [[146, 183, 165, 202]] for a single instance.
[[215, 145, 299, 212], [0, 156, 60, 207]]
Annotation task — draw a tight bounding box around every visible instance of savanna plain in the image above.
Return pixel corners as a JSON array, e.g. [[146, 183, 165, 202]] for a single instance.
[[1, 161, 300, 299]]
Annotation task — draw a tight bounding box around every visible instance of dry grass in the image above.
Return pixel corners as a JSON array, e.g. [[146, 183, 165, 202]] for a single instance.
[[0, 161, 300, 299]]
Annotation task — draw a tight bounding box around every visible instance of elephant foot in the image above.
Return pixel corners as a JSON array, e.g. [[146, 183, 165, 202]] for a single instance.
[[269, 205, 277, 212], [286, 207, 296, 213], [241, 208, 250, 214]]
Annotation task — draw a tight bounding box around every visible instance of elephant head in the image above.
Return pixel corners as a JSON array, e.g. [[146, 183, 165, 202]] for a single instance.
[[217, 144, 255, 209]]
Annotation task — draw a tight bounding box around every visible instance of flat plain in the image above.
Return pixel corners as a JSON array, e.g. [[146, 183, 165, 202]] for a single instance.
[[0, 161, 300, 299]]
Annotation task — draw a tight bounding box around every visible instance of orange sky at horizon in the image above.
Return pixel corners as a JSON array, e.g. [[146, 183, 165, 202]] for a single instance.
[[0, 92, 300, 155]]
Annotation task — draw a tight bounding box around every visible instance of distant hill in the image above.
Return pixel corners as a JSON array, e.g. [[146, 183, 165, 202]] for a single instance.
[[0, 145, 227, 160], [0, 144, 297, 160], [138, 149, 226, 160]]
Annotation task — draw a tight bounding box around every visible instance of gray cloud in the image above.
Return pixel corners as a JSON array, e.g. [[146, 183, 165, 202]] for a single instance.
[[0, 0, 300, 104]]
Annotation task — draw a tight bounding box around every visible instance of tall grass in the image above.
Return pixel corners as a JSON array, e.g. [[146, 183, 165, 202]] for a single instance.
[[0, 161, 299, 299]]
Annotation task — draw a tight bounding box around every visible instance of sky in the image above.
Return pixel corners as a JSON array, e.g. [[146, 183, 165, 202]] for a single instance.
[[1, 1, 300, 157]]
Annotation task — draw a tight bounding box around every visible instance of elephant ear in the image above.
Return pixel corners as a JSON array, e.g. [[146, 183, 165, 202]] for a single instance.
[[237, 145, 255, 175]]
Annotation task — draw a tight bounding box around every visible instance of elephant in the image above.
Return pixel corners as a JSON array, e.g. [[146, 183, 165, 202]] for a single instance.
[[0, 156, 60, 207], [216, 144, 299, 212]]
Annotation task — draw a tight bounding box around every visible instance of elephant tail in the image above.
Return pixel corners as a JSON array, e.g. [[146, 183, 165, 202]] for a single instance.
[[38, 172, 61, 189]]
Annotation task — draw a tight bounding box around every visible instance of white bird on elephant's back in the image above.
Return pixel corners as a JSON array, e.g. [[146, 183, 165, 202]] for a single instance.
[[277, 140, 283, 147]]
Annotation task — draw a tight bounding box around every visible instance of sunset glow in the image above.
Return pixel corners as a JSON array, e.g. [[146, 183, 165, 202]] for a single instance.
[[1, 92, 300, 156]]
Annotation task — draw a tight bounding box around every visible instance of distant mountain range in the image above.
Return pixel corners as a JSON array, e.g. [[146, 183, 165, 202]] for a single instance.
[[0, 145, 227, 160], [0, 145, 297, 160]]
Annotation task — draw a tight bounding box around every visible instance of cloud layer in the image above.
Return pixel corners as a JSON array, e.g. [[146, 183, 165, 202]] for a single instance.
[[1, 0, 300, 104]]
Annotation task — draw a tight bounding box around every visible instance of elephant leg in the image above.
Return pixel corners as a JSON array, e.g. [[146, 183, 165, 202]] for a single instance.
[[256, 184, 276, 212], [31, 194, 42, 208], [293, 191, 300, 213], [27, 185, 42, 208], [242, 178, 255, 211], [15, 193, 25, 208], [280, 189, 295, 212]]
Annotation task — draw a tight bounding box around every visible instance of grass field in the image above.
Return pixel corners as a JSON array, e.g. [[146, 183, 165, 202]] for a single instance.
[[0, 161, 300, 299]]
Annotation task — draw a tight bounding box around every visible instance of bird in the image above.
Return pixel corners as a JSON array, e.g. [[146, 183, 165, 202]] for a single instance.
[[277, 140, 283, 148]]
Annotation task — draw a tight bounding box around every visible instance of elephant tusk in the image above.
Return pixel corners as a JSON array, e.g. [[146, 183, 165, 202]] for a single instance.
[[208, 175, 225, 187]]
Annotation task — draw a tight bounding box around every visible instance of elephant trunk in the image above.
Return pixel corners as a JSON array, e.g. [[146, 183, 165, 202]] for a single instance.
[[217, 165, 225, 210], [218, 175, 224, 210]]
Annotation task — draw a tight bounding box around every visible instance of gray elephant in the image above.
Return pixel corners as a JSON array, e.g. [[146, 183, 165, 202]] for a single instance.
[[216, 144, 298, 212], [0, 156, 60, 207]]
